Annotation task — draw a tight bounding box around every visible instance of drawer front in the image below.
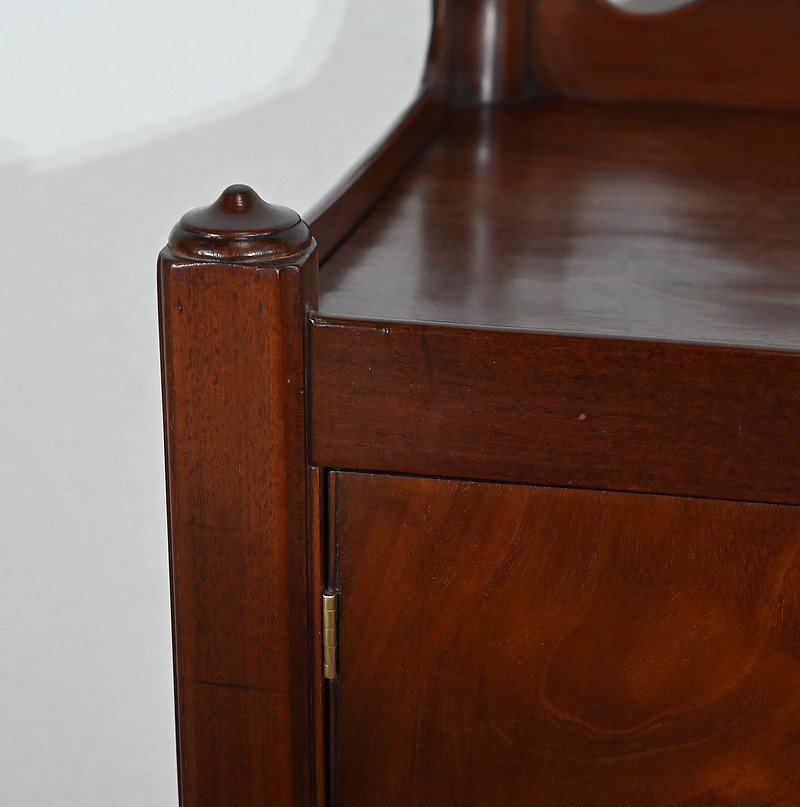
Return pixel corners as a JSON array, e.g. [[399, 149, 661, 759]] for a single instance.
[[329, 472, 800, 806]]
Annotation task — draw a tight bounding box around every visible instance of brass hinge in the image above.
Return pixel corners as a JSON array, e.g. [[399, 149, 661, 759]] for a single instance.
[[322, 590, 338, 680]]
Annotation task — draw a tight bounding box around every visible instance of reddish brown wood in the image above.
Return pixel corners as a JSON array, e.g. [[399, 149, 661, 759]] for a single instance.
[[159, 185, 318, 805], [158, 5, 800, 804], [333, 471, 800, 806], [168, 183, 312, 263], [309, 316, 800, 506], [418, 0, 800, 110], [532, 0, 800, 110], [307, 97, 448, 263], [424, 0, 537, 104], [319, 103, 800, 350], [325, 474, 340, 807], [307, 467, 327, 807]]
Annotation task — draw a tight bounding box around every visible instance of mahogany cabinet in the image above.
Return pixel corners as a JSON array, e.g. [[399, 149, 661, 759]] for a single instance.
[[332, 473, 800, 806], [158, 1, 800, 804]]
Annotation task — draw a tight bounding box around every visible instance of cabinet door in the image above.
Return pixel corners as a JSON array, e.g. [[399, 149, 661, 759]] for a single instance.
[[329, 472, 800, 806]]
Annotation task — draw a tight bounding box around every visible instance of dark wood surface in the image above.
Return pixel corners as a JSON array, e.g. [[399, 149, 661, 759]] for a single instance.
[[424, 0, 537, 105], [159, 186, 319, 805], [307, 96, 448, 264], [319, 102, 800, 350], [332, 471, 800, 806], [158, 5, 800, 804], [307, 467, 327, 807], [533, 0, 800, 110], [310, 316, 800, 506]]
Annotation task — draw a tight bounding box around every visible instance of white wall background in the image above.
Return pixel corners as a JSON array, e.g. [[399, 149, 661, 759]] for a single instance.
[[0, 2, 430, 804]]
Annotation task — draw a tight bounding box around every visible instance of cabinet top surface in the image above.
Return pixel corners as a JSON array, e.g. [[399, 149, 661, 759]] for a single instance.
[[318, 102, 800, 350]]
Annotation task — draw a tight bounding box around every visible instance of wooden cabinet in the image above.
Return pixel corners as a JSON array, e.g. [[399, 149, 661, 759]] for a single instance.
[[330, 473, 800, 805], [157, 1, 800, 803]]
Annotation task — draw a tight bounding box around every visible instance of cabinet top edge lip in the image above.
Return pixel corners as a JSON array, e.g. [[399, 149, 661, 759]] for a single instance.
[[308, 313, 800, 358]]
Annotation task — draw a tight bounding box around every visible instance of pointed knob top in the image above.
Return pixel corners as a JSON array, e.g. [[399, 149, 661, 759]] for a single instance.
[[167, 184, 313, 263]]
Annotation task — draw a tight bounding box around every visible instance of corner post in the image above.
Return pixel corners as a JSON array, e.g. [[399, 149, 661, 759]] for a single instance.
[[158, 185, 318, 805]]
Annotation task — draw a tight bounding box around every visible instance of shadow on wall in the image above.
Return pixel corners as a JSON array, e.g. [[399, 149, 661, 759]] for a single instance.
[[0, 1, 429, 805]]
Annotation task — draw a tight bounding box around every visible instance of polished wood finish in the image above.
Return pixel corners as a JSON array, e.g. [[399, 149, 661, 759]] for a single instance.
[[168, 183, 313, 263], [424, 0, 537, 104], [332, 471, 800, 806], [159, 185, 318, 805], [533, 0, 800, 111], [310, 317, 800, 506], [307, 97, 448, 263], [319, 102, 800, 349], [159, 3, 800, 804], [422, 0, 800, 111], [307, 467, 327, 807]]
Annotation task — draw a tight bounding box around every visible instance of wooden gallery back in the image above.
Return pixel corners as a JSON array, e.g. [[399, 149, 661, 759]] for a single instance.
[[158, 2, 800, 804]]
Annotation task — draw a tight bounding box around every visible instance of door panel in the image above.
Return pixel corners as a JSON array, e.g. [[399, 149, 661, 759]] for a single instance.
[[331, 472, 800, 806]]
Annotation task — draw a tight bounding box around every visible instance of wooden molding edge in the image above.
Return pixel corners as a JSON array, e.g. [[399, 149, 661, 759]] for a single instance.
[[306, 95, 449, 264]]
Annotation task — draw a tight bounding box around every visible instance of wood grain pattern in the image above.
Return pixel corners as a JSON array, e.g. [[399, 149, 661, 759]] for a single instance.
[[159, 186, 318, 805], [319, 103, 800, 350], [532, 0, 800, 110], [309, 316, 800, 506], [333, 471, 800, 806]]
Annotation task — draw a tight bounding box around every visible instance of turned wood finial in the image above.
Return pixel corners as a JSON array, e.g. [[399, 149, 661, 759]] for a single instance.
[[167, 184, 314, 263]]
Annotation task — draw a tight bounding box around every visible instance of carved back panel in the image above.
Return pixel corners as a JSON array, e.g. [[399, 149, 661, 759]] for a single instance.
[[427, 0, 800, 109], [533, 0, 800, 109]]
